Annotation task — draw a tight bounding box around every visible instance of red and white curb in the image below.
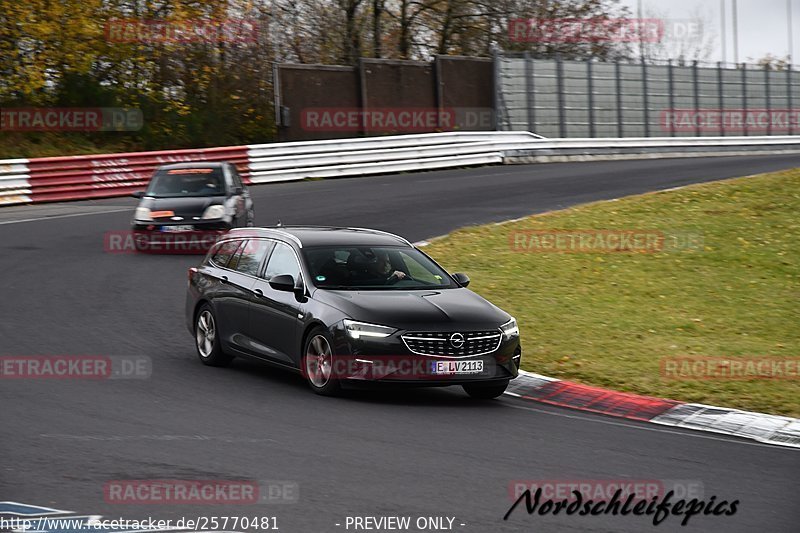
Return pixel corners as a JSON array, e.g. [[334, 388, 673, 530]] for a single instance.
[[507, 370, 800, 449]]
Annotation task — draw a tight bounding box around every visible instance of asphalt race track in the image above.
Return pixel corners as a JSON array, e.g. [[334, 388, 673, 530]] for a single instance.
[[2, 155, 799, 533]]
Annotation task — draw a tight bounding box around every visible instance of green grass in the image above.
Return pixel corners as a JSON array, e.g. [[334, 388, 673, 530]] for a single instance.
[[424, 169, 800, 417], [0, 133, 139, 159]]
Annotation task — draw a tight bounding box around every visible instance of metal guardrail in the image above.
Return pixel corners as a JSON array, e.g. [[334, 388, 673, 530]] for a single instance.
[[0, 147, 249, 206], [0, 159, 31, 205], [503, 136, 800, 163], [246, 132, 539, 183], [247, 131, 541, 157], [1, 132, 799, 206]]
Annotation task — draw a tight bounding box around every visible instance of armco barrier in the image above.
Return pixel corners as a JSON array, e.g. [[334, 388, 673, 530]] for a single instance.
[[0, 146, 249, 206], [2, 132, 800, 206], [26, 145, 249, 204], [246, 131, 539, 182], [0, 132, 536, 205], [0, 158, 31, 206], [244, 132, 800, 183], [504, 136, 800, 163]]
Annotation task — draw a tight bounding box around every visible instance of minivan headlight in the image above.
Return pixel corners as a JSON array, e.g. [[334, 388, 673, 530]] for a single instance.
[[134, 207, 152, 221], [201, 205, 226, 220], [501, 318, 519, 340], [343, 319, 397, 339]]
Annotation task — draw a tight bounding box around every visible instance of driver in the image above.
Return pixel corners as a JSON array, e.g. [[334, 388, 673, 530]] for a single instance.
[[371, 251, 406, 282]]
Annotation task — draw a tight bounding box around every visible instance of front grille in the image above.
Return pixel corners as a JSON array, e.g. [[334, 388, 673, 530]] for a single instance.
[[401, 330, 502, 358]]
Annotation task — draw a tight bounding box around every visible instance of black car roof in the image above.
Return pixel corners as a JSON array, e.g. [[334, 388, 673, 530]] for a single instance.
[[156, 162, 227, 170], [226, 226, 412, 248]]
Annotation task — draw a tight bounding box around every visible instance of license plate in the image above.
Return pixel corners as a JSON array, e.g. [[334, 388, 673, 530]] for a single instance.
[[430, 360, 484, 375], [160, 225, 194, 232]]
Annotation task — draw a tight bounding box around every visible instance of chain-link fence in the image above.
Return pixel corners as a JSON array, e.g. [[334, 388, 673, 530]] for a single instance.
[[496, 52, 800, 137]]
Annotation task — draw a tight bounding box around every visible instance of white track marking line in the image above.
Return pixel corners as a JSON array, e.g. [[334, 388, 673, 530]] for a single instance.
[[502, 399, 796, 451], [0, 501, 71, 516], [0, 208, 131, 225]]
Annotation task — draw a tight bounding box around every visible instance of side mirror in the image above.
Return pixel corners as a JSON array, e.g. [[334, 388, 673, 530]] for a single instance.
[[131, 191, 145, 199], [269, 274, 295, 292], [452, 272, 470, 287]]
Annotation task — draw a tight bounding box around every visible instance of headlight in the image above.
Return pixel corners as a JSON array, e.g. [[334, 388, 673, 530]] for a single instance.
[[201, 205, 226, 220], [343, 319, 397, 339], [134, 207, 152, 221], [501, 318, 519, 340]]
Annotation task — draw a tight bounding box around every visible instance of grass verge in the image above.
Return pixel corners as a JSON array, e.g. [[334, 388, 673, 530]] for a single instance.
[[0, 133, 139, 159], [424, 169, 800, 416]]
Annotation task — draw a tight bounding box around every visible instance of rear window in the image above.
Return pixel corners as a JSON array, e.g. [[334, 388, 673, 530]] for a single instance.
[[210, 240, 242, 268], [146, 167, 225, 197]]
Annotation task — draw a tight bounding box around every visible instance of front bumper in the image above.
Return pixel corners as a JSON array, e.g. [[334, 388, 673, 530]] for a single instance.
[[328, 325, 521, 386], [131, 221, 231, 253]]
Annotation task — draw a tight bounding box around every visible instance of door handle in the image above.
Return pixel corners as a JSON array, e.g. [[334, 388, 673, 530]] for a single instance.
[[253, 288, 264, 296], [221, 275, 229, 283]]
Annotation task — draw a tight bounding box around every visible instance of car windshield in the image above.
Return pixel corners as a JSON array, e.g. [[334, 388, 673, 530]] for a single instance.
[[303, 245, 458, 290], [146, 167, 225, 197]]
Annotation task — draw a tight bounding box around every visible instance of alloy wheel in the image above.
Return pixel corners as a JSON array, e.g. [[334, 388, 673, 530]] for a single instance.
[[196, 310, 216, 358], [305, 335, 333, 387]]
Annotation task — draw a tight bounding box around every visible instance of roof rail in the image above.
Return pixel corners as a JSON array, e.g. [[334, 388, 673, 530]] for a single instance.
[[347, 227, 412, 246], [228, 227, 303, 248]]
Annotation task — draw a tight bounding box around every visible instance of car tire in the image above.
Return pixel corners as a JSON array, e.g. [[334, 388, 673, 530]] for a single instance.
[[302, 327, 341, 396], [194, 304, 234, 367], [462, 380, 509, 399]]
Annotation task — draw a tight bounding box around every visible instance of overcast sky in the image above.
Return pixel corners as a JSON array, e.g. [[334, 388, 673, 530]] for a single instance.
[[618, 0, 799, 63]]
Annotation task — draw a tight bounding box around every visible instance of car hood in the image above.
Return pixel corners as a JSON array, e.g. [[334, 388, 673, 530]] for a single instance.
[[315, 288, 511, 330], [138, 196, 225, 218]]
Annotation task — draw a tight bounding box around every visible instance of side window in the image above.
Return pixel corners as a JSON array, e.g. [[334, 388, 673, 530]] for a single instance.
[[264, 242, 301, 282], [229, 165, 243, 189], [228, 244, 244, 271], [232, 240, 272, 276], [211, 240, 242, 268], [223, 165, 234, 192]]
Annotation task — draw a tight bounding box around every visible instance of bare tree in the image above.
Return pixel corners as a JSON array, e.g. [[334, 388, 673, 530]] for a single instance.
[[752, 53, 791, 71], [338, 0, 365, 63], [372, 0, 387, 57], [639, 4, 718, 64]]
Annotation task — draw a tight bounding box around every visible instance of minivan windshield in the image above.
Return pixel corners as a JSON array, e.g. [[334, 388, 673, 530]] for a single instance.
[[146, 167, 225, 197], [303, 246, 457, 290]]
